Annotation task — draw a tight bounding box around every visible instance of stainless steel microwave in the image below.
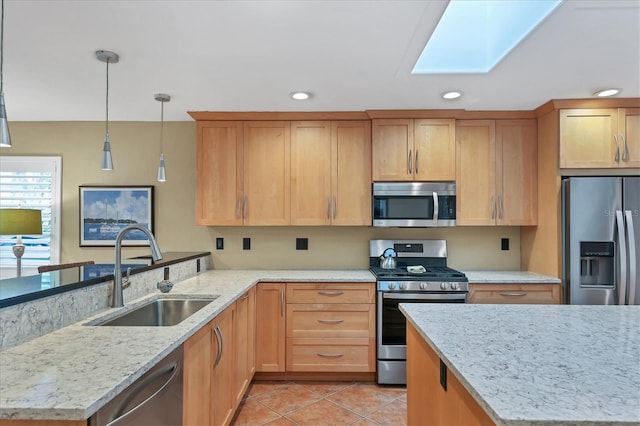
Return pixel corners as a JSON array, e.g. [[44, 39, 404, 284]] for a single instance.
[[372, 182, 456, 227]]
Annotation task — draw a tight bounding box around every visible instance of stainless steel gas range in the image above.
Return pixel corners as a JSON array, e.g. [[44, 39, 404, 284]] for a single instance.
[[370, 239, 469, 385]]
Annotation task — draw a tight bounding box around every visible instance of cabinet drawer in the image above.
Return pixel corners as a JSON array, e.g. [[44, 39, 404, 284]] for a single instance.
[[286, 304, 374, 338], [469, 283, 560, 304], [286, 338, 375, 372], [287, 282, 375, 304]]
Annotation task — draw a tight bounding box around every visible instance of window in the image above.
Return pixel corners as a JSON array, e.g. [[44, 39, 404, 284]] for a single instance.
[[0, 156, 62, 278]]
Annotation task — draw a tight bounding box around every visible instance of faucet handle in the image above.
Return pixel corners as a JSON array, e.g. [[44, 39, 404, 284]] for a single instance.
[[122, 267, 132, 290]]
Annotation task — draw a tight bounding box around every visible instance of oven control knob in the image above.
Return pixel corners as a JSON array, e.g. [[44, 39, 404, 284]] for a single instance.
[[388, 282, 396, 290], [440, 282, 449, 290], [451, 282, 460, 290], [400, 282, 408, 290], [419, 282, 428, 290]]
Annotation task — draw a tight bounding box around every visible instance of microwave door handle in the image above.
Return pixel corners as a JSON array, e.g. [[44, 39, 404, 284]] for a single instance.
[[616, 210, 628, 305], [625, 210, 637, 305], [433, 192, 439, 224]]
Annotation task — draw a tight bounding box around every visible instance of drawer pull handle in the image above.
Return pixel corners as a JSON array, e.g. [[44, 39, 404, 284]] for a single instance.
[[239, 293, 249, 300], [500, 292, 527, 297], [317, 291, 344, 296], [317, 319, 344, 324], [317, 353, 344, 358]]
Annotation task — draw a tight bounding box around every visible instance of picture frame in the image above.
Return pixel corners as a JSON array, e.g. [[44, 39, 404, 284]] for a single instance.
[[79, 185, 154, 247]]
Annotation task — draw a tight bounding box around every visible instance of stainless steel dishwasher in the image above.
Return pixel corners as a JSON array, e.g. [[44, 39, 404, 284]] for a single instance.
[[89, 345, 183, 426]]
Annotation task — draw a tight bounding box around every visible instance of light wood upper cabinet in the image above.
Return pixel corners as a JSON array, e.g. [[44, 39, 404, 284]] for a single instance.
[[243, 121, 291, 225], [196, 121, 244, 225], [559, 108, 640, 168], [456, 119, 537, 226], [291, 120, 371, 225], [372, 118, 455, 181]]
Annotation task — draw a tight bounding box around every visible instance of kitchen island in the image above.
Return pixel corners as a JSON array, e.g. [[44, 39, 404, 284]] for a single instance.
[[400, 304, 640, 426]]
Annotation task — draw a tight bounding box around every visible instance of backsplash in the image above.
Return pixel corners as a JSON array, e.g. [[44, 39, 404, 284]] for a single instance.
[[0, 256, 211, 350]]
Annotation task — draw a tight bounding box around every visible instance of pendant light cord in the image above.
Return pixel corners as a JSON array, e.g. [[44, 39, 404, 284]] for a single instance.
[[160, 99, 164, 153], [105, 58, 110, 136]]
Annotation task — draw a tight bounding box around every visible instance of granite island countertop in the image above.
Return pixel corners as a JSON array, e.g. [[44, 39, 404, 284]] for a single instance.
[[400, 303, 640, 426], [0, 269, 374, 421]]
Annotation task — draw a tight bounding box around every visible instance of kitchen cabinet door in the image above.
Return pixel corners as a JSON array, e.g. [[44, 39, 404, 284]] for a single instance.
[[183, 321, 214, 425], [233, 287, 256, 405], [559, 109, 619, 168], [255, 282, 286, 372], [372, 119, 413, 181], [414, 119, 456, 181], [456, 120, 496, 225], [212, 305, 235, 426], [243, 121, 291, 225], [291, 121, 332, 225], [332, 120, 372, 225], [620, 108, 640, 168], [196, 121, 244, 225], [496, 119, 537, 225]]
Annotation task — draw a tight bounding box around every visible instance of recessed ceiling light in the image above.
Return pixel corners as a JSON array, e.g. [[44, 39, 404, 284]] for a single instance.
[[290, 92, 311, 100], [413, 0, 564, 74], [593, 88, 620, 97], [442, 91, 462, 100]]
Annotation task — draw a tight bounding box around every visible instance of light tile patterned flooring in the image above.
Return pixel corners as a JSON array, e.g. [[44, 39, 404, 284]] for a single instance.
[[230, 381, 407, 426]]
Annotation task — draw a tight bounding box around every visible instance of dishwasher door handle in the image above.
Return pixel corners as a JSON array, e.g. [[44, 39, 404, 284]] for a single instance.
[[107, 361, 180, 426]]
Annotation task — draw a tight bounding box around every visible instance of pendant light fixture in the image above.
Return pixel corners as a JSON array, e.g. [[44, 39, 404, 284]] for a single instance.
[[0, 0, 12, 148], [155, 93, 170, 182], [96, 50, 119, 170]]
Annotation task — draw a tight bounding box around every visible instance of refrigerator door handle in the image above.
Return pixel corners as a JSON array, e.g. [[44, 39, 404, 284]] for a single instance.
[[616, 210, 628, 305], [625, 210, 637, 305]]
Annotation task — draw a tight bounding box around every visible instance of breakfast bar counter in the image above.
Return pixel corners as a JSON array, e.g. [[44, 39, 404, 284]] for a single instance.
[[400, 304, 640, 425]]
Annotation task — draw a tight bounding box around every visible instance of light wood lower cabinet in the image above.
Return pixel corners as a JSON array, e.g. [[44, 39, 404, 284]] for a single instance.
[[255, 282, 286, 372], [285, 282, 376, 373], [183, 290, 256, 426], [469, 283, 560, 304], [407, 322, 494, 426]]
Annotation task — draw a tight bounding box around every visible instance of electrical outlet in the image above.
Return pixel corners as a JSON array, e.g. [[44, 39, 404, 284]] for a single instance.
[[243, 238, 251, 250], [296, 238, 309, 250], [196, 258, 201, 273], [163, 267, 170, 280], [216, 237, 224, 250], [501, 238, 510, 251]]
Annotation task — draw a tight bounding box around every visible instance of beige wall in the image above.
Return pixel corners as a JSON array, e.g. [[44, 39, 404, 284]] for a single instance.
[[3, 121, 523, 271]]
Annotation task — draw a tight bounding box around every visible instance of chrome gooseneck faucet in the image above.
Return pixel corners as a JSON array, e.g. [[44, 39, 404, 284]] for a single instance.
[[112, 225, 163, 308]]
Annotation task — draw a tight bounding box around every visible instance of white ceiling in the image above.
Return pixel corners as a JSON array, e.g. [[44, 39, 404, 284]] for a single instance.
[[4, 0, 640, 122]]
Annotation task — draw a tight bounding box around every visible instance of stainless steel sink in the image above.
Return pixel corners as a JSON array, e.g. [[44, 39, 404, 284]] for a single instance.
[[94, 297, 217, 327]]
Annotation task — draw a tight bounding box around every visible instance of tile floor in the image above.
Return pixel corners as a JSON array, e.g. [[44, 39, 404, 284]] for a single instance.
[[230, 381, 407, 426]]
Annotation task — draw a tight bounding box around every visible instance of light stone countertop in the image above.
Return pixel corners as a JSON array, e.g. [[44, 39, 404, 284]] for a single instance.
[[400, 303, 640, 426], [463, 270, 561, 284], [0, 269, 374, 421]]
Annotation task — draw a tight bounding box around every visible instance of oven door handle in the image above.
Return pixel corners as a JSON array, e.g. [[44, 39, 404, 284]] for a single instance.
[[382, 292, 467, 301]]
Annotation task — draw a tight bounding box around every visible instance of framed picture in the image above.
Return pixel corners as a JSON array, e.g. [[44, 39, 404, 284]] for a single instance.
[[79, 185, 154, 247]]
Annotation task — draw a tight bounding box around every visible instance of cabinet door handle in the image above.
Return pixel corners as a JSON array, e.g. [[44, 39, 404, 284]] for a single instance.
[[333, 196, 337, 220], [213, 326, 223, 368], [614, 135, 620, 162], [408, 150, 413, 174], [499, 292, 527, 297], [415, 150, 419, 174], [317, 291, 344, 296], [317, 353, 344, 358], [243, 196, 248, 219], [239, 293, 249, 300], [498, 195, 504, 219], [317, 319, 344, 324], [621, 134, 629, 162], [491, 195, 496, 220], [236, 197, 242, 219], [280, 289, 285, 317]]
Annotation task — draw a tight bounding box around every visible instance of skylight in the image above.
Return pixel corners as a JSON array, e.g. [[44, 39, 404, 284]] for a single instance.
[[413, 0, 564, 74]]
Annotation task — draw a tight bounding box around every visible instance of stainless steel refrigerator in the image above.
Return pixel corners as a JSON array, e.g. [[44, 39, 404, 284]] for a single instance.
[[562, 177, 639, 305]]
